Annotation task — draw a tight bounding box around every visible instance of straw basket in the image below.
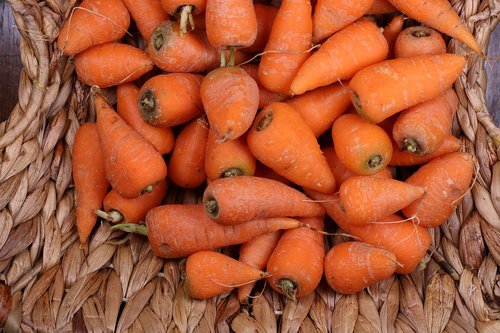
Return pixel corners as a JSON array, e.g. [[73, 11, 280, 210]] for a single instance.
[[1, 0, 499, 332]]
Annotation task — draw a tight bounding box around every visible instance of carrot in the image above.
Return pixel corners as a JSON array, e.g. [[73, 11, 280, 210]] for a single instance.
[[203, 176, 324, 224], [161, 0, 206, 35], [258, 0, 313, 95], [387, 0, 481, 53], [394, 26, 447, 58], [121, 0, 168, 41], [402, 152, 474, 227], [74, 43, 154, 88], [168, 117, 209, 189], [200, 65, 259, 142], [392, 89, 458, 155], [247, 102, 336, 194], [286, 83, 351, 137], [389, 135, 462, 166], [94, 94, 168, 198], [291, 17, 388, 95], [324, 242, 397, 294], [185, 251, 269, 299], [266, 216, 325, 301], [349, 53, 466, 124], [244, 3, 279, 53], [332, 114, 393, 176], [382, 15, 404, 59], [366, 0, 398, 14], [253, 162, 294, 186], [237, 231, 282, 303], [57, 0, 130, 55], [138, 73, 203, 128], [240, 64, 288, 109], [312, 0, 374, 43], [204, 130, 256, 181], [339, 176, 425, 225], [73, 123, 110, 245], [116, 83, 174, 155]]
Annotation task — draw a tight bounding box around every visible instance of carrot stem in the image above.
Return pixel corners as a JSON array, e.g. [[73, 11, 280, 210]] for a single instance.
[[152, 28, 164, 50], [221, 168, 244, 178], [228, 46, 236, 66], [143, 184, 154, 193], [256, 112, 273, 131], [367, 155, 383, 169], [277, 278, 297, 303], [179, 5, 194, 36], [220, 50, 226, 67], [110, 223, 148, 236], [95, 209, 124, 223], [403, 138, 420, 153], [204, 197, 219, 219], [138, 90, 156, 122]]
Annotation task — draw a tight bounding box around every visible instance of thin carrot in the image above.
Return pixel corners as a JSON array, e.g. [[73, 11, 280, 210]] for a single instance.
[[244, 3, 279, 53], [57, 0, 130, 55], [389, 135, 462, 166], [382, 15, 404, 59], [73, 123, 110, 244], [394, 26, 447, 58], [366, 0, 398, 14], [161, 0, 206, 35], [240, 63, 288, 109], [122, 0, 168, 41], [349, 53, 466, 123], [291, 17, 388, 95]]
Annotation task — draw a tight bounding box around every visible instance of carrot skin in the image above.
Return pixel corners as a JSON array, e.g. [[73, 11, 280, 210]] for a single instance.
[[389, 135, 462, 166], [244, 3, 279, 53], [394, 26, 447, 58], [382, 15, 404, 59], [366, 0, 398, 14], [122, 0, 168, 41], [240, 63, 288, 109]]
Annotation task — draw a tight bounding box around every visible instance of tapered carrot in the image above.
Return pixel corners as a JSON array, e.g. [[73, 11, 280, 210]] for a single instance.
[[349, 53, 466, 123], [200, 66, 259, 142], [394, 26, 447, 58], [382, 15, 404, 59], [286, 83, 351, 137], [402, 152, 474, 227], [203, 176, 324, 224], [324, 242, 397, 294], [122, 0, 168, 41], [161, 0, 206, 35], [258, 0, 313, 95], [116, 83, 174, 155], [366, 0, 398, 14], [57, 0, 130, 55], [392, 89, 458, 155], [138, 73, 203, 128], [244, 3, 279, 53], [73, 123, 110, 244], [247, 102, 336, 194], [312, 0, 374, 43], [94, 94, 168, 198], [388, 0, 481, 53], [185, 251, 270, 299], [389, 135, 462, 166], [74, 43, 154, 88], [291, 18, 388, 95], [240, 64, 288, 109]]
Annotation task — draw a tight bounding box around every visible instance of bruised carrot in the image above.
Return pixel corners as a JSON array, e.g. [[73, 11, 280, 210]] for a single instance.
[[382, 15, 404, 59], [57, 0, 130, 55], [161, 0, 206, 35], [247, 102, 336, 194], [244, 3, 279, 53], [394, 26, 447, 58], [122, 0, 168, 41], [402, 152, 474, 227], [240, 63, 288, 109], [291, 18, 388, 95], [324, 242, 397, 294], [389, 135, 462, 166], [138, 73, 203, 128], [349, 54, 466, 123], [203, 176, 324, 224], [94, 94, 167, 198], [74, 43, 153, 88], [366, 0, 398, 14], [73, 123, 110, 244]]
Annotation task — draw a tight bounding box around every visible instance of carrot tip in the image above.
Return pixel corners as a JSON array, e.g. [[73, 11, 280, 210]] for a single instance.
[[110, 223, 148, 236]]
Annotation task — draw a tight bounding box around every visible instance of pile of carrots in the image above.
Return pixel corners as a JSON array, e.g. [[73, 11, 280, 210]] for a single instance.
[[64, 0, 478, 302]]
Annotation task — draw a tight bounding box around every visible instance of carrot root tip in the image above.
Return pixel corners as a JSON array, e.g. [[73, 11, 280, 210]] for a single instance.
[[204, 197, 220, 219], [110, 223, 148, 236], [221, 168, 244, 178], [367, 155, 384, 170], [256, 112, 273, 132], [403, 138, 421, 154], [277, 278, 297, 303]]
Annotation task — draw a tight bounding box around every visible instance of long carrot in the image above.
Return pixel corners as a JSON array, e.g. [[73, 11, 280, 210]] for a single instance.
[[389, 135, 462, 166], [244, 3, 279, 53], [394, 26, 447, 58], [161, 0, 206, 35], [240, 63, 288, 109], [382, 15, 404, 59], [122, 0, 168, 41]]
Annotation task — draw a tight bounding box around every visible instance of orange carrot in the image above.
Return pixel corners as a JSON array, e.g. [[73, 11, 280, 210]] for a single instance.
[[161, 0, 206, 35], [366, 0, 398, 14], [382, 15, 404, 59], [122, 0, 168, 41], [244, 3, 279, 53], [73, 123, 110, 244], [57, 0, 130, 55], [402, 152, 474, 227], [324, 242, 397, 294], [138, 73, 203, 128], [247, 102, 336, 194], [394, 26, 447, 58], [240, 63, 288, 109], [116, 83, 174, 155], [349, 53, 466, 123], [389, 135, 462, 166], [291, 17, 388, 95], [74, 43, 154, 88], [202, 176, 324, 224], [312, 0, 374, 43], [94, 94, 168, 198]]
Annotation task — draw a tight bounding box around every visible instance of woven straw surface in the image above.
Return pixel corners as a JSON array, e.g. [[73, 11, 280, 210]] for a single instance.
[[1, 0, 500, 332]]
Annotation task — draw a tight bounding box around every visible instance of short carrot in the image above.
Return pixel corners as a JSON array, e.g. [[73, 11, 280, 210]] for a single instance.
[[244, 3, 279, 53], [240, 63, 288, 109], [382, 15, 404, 59], [161, 0, 206, 35], [389, 135, 462, 166], [366, 0, 398, 14], [122, 0, 168, 41], [394, 26, 447, 58]]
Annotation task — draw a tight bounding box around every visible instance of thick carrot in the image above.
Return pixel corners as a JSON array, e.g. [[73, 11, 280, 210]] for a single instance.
[[237, 231, 282, 303], [366, 0, 398, 14], [392, 89, 458, 155], [382, 15, 404, 59], [57, 0, 130, 55], [389, 135, 462, 166], [74, 43, 154, 88], [286, 83, 351, 137], [388, 0, 481, 53], [332, 114, 393, 176], [94, 94, 168, 198], [266, 216, 325, 301], [402, 152, 474, 227], [203, 176, 324, 224], [122, 0, 168, 41], [247, 102, 336, 194], [73, 123, 110, 244], [185, 251, 269, 299], [258, 0, 313, 95], [394, 26, 447, 58], [324, 242, 397, 294], [291, 17, 388, 95], [312, 0, 374, 43], [161, 0, 206, 35], [240, 63, 288, 109], [116, 83, 174, 155], [349, 53, 466, 123], [244, 3, 279, 53], [138, 73, 203, 128], [200, 65, 259, 142]]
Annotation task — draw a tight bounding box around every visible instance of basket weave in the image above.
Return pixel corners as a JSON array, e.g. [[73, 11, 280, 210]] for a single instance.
[[1, 0, 499, 332]]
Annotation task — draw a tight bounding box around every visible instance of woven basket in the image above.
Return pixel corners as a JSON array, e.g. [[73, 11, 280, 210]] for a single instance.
[[1, 0, 499, 332]]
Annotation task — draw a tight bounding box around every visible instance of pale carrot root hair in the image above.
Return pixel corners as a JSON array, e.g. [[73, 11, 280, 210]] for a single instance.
[[210, 275, 271, 288], [237, 44, 321, 67]]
